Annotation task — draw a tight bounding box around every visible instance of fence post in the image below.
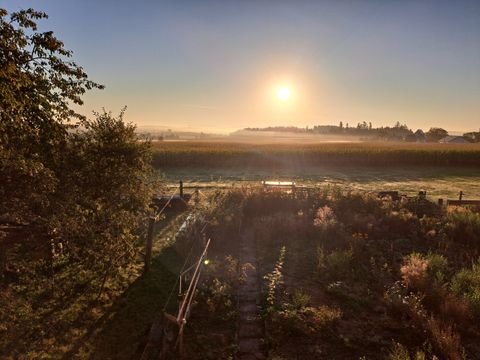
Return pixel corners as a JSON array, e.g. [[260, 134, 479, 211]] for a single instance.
[[144, 216, 155, 273], [179, 181, 184, 198]]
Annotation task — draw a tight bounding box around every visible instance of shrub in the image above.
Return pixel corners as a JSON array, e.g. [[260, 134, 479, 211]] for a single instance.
[[205, 278, 234, 315], [273, 304, 341, 336], [313, 205, 337, 230], [388, 343, 427, 360], [440, 293, 471, 325], [291, 289, 311, 309], [450, 262, 480, 315], [426, 316, 465, 360], [317, 248, 353, 279], [425, 253, 449, 286], [264, 246, 286, 310], [446, 210, 480, 248], [400, 253, 428, 290]]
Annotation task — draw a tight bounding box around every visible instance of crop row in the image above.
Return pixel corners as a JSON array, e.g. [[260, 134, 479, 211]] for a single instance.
[[151, 141, 480, 168]]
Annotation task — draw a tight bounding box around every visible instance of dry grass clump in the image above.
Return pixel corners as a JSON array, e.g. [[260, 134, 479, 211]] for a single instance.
[[388, 342, 427, 360], [313, 205, 337, 229], [426, 316, 465, 360], [401, 253, 429, 290], [273, 300, 342, 336]]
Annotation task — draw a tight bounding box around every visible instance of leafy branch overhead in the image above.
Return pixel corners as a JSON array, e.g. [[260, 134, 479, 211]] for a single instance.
[[0, 7, 104, 156]]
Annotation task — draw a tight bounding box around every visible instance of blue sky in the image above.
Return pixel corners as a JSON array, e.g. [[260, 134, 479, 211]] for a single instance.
[[4, 0, 480, 133]]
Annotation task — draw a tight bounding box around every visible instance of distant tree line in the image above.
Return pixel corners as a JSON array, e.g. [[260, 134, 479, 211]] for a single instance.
[[245, 122, 479, 143]]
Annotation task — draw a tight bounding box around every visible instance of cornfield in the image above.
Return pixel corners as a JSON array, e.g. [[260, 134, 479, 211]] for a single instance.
[[152, 141, 480, 168]]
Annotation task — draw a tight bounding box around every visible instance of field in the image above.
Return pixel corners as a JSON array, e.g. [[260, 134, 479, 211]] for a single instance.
[[153, 141, 480, 200], [152, 141, 480, 168]]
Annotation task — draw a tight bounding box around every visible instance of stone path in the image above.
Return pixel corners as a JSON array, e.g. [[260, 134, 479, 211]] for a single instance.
[[237, 228, 265, 360]]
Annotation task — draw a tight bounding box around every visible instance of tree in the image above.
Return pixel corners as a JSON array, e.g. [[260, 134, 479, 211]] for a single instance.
[[0, 8, 103, 222], [426, 127, 448, 143], [53, 108, 153, 292], [0, 9, 153, 356]]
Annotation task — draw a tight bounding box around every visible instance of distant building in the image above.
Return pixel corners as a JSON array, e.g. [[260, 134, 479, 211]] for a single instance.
[[414, 129, 426, 143], [439, 136, 469, 144]]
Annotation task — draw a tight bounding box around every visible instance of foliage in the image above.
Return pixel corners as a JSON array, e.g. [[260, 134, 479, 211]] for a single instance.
[[426, 128, 449, 143], [264, 246, 286, 310], [317, 248, 353, 279], [388, 343, 426, 360], [401, 253, 429, 290], [273, 303, 341, 336], [445, 209, 480, 248], [425, 253, 449, 286], [0, 7, 103, 222], [313, 205, 337, 230], [0, 8, 152, 357], [450, 262, 480, 315]]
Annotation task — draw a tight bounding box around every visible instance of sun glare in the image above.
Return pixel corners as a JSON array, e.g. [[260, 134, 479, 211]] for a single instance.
[[276, 87, 290, 101]]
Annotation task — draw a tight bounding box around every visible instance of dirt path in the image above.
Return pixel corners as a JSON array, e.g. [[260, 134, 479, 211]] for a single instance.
[[237, 228, 265, 360]]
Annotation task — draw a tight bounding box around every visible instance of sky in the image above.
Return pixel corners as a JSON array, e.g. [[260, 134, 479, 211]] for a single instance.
[[4, 0, 480, 133]]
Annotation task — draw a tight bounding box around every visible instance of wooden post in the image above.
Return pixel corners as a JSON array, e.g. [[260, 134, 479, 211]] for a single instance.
[[438, 198, 444, 207], [459, 191, 463, 202], [144, 216, 155, 273], [179, 181, 184, 198]]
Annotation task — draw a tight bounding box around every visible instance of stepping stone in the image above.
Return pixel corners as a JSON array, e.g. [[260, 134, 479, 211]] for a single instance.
[[239, 302, 258, 314], [238, 338, 263, 354], [241, 314, 262, 323], [239, 354, 265, 360], [242, 282, 259, 292], [238, 293, 261, 303], [239, 323, 263, 338]]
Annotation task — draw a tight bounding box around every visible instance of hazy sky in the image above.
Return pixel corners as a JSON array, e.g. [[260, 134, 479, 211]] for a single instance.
[[5, 0, 480, 133]]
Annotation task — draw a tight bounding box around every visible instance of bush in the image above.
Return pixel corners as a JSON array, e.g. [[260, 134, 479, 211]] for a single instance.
[[401, 253, 449, 291], [313, 206, 337, 230], [264, 246, 286, 310], [401, 253, 428, 290], [317, 248, 353, 279], [446, 209, 480, 248], [450, 262, 480, 315], [291, 289, 311, 309], [425, 253, 449, 286], [273, 303, 341, 336], [388, 342, 427, 360]]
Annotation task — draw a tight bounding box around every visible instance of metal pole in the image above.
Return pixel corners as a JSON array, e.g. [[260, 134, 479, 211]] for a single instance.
[[176, 238, 211, 324]]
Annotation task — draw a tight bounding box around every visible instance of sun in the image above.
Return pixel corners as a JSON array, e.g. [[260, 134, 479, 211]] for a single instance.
[[276, 87, 290, 101]]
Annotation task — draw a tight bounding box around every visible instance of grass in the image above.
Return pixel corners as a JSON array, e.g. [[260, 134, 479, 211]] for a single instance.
[[77, 246, 183, 360], [160, 165, 480, 200]]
